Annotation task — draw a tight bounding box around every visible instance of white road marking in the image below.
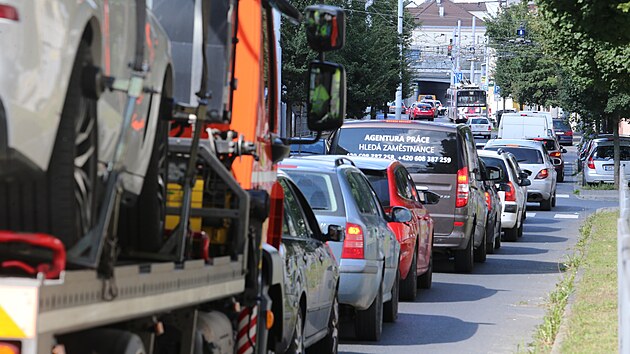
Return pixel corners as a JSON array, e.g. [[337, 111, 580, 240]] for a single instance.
[[556, 194, 570, 198], [526, 212, 536, 218], [554, 214, 579, 219]]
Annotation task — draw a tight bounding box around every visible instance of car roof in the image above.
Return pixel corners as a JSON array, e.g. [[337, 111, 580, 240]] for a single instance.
[[346, 156, 398, 171], [340, 119, 458, 131], [279, 155, 361, 172], [485, 139, 544, 150]]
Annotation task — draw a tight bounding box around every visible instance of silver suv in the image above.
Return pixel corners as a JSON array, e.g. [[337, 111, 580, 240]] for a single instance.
[[279, 156, 407, 341], [485, 139, 557, 211]]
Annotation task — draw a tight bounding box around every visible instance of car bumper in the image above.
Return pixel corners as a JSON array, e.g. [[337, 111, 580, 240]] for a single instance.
[[527, 179, 553, 201], [501, 205, 518, 229], [433, 215, 471, 250], [584, 169, 620, 184], [338, 259, 382, 310]]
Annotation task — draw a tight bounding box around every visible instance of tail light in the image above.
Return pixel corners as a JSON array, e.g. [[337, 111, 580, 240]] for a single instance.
[[587, 157, 595, 170], [485, 191, 492, 211], [0, 5, 19, 21], [535, 168, 549, 179], [550, 151, 561, 158], [0, 342, 20, 354], [488, 126, 492, 131], [342, 223, 364, 259], [456, 167, 469, 208], [565, 130, 573, 136], [504, 182, 516, 202]]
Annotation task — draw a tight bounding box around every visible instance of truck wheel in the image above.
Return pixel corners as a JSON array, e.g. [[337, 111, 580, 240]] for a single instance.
[[287, 306, 305, 354], [454, 236, 474, 273], [60, 329, 146, 354], [399, 251, 417, 301], [119, 80, 170, 253], [307, 294, 339, 354], [383, 270, 399, 322], [355, 280, 383, 341], [46, 39, 100, 247], [474, 226, 487, 263], [418, 254, 433, 289]]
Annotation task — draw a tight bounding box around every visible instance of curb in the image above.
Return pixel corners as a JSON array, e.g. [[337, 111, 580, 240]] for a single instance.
[[550, 207, 619, 353]]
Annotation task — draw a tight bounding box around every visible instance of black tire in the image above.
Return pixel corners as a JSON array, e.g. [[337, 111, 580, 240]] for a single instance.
[[383, 271, 399, 322], [399, 250, 417, 301], [558, 170, 564, 183], [287, 306, 305, 354], [60, 329, 146, 354], [308, 295, 339, 354], [485, 218, 495, 255], [504, 226, 518, 242], [540, 197, 552, 211], [43, 39, 100, 247], [494, 219, 502, 249], [474, 226, 487, 263], [418, 254, 433, 289], [118, 79, 170, 253], [454, 236, 474, 273], [551, 192, 557, 207], [355, 281, 383, 341]]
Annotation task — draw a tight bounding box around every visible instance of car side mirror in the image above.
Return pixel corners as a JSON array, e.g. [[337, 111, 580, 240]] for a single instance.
[[323, 224, 343, 242], [420, 190, 441, 205], [551, 157, 562, 166], [484, 166, 503, 181], [561, 148, 567, 153], [307, 61, 346, 132], [521, 170, 532, 178], [389, 206, 412, 223], [519, 178, 532, 187], [305, 5, 346, 52]]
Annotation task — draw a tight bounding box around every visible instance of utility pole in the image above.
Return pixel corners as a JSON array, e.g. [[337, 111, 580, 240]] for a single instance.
[[395, 0, 403, 119], [450, 28, 456, 86], [456, 19, 461, 75], [470, 16, 476, 84]]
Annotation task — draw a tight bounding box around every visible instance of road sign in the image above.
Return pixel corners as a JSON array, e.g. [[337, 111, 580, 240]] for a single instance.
[[454, 72, 463, 84], [494, 84, 501, 95]]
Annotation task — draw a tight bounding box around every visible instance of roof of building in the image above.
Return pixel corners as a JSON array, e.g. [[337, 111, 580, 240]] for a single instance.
[[407, 0, 486, 27]]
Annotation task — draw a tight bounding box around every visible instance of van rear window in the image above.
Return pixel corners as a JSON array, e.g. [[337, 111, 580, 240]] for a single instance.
[[332, 127, 458, 174]]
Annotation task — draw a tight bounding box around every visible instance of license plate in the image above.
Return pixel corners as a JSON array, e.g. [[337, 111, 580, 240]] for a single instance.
[[473, 125, 485, 130], [604, 165, 613, 171]]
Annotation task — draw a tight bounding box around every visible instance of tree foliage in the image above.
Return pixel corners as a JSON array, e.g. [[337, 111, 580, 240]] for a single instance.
[[281, 0, 415, 119]]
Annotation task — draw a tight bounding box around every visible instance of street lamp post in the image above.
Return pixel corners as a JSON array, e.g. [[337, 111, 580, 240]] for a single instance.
[[395, 0, 403, 119]]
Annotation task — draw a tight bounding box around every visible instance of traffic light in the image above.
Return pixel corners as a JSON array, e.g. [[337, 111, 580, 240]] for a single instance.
[[447, 44, 452, 57]]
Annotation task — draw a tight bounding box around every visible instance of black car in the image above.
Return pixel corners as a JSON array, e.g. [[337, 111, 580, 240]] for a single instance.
[[270, 173, 341, 353]]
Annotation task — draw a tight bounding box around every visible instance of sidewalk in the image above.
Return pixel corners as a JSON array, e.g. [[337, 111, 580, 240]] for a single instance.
[[573, 187, 619, 201]]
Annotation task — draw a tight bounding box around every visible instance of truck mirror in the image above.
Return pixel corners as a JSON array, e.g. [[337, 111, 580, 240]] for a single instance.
[[307, 61, 345, 132], [304, 5, 345, 52]]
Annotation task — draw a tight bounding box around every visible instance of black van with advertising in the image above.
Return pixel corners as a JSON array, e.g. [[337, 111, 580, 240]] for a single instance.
[[328, 120, 499, 272]]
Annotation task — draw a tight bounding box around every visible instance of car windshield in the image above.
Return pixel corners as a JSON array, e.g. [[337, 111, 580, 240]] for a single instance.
[[281, 170, 343, 215], [479, 156, 509, 183], [553, 120, 571, 131], [361, 169, 390, 207], [593, 146, 630, 161], [471, 118, 488, 124], [332, 127, 459, 174], [485, 147, 543, 164], [532, 139, 556, 151]]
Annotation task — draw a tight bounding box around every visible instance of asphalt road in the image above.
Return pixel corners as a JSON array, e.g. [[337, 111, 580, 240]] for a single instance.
[[338, 135, 617, 353]]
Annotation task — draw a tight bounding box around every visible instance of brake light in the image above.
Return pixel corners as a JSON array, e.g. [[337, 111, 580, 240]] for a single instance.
[[550, 151, 561, 158], [342, 223, 364, 259], [0, 5, 18, 21], [565, 130, 573, 136], [0, 342, 20, 354], [587, 157, 595, 170], [488, 126, 492, 131], [456, 167, 469, 208], [485, 191, 492, 211], [504, 182, 516, 201], [535, 168, 549, 179]]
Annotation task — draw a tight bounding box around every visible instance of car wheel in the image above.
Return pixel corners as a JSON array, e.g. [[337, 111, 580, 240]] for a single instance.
[[540, 197, 552, 211], [287, 306, 305, 354], [44, 39, 100, 247], [454, 235, 474, 273], [485, 218, 495, 255], [551, 192, 557, 207], [418, 254, 433, 289], [504, 226, 518, 242], [383, 271, 399, 323], [118, 79, 170, 253], [355, 280, 383, 341], [399, 250, 417, 301], [474, 226, 487, 263], [517, 222, 524, 238], [308, 294, 339, 354], [558, 170, 564, 183], [494, 219, 502, 249]]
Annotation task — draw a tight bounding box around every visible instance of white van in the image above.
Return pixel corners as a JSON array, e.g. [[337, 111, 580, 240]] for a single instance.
[[519, 111, 556, 136], [498, 113, 554, 140]]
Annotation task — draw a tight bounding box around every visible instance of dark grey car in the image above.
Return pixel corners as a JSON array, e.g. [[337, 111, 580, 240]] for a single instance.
[[329, 120, 495, 273]]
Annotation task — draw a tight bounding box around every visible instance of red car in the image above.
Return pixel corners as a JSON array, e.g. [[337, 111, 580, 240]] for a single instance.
[[410, 103, 435, 121], [353, 157, 435, 300]]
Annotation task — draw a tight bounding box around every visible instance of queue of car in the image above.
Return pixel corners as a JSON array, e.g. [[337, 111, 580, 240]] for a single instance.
[[273, 112, 570, 351]]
